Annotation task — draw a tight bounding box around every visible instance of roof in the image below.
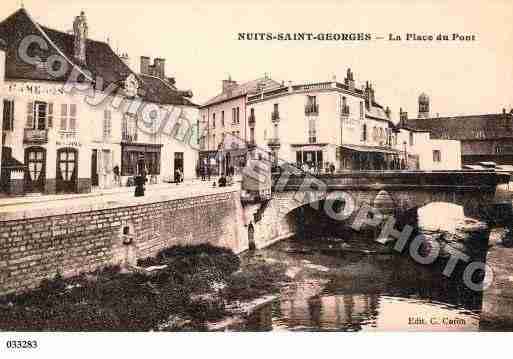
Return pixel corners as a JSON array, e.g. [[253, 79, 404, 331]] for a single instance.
[[138, 73, 198, 107], [341, 144, 402, 154], [201, 77, 281, 107], [0, 8, 136, 89], [0, 8, 196, 107], [403, 113, 513, 140], [365, 100, 396, 127]]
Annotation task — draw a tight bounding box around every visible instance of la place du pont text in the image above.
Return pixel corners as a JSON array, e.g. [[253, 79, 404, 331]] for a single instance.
[[388, 33, 476, 41]]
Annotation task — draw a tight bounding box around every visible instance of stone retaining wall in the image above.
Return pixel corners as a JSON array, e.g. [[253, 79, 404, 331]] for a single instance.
[[0, 190, 247, 296]]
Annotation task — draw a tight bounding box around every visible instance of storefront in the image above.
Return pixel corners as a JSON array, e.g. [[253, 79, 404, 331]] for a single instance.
[[121, 143, 162, 178], [292, 144, 332, 172], [338, 144, 403, 171]]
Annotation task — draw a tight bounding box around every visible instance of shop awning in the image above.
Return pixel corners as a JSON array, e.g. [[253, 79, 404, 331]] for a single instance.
[[340, 144, 402, 155]]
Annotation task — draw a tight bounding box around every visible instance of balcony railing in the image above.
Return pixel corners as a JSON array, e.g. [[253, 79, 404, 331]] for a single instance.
[[248, 115, 256, 127], [122, 132, 138, 143], [267, 137, 281, 147], [305, 104, 319, 116], [58, 130, 79, 144], [23, 128, 48, 144], [271, 111, 280, 122]]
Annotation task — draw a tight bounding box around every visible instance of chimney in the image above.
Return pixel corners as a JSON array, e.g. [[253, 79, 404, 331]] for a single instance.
[[345, 68, 355, 90], [73, 11, 88, 64], [140, 56, 150, 75], [222, 76, 237, 93], [385, 106, 391, 118], [153, 58, 166, 79], [364, 81, 371, 109], [399, 107, 408, 126], [167, 77, 176, 87], [119, 52, 130, 68]]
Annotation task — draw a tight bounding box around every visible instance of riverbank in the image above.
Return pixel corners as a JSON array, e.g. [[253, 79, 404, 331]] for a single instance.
[[0, 244, 289, 331], [480, 227, 513, 330]]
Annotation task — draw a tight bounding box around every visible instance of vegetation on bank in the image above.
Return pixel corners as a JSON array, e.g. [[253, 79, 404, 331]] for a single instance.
[[0, 244, 289, 331]]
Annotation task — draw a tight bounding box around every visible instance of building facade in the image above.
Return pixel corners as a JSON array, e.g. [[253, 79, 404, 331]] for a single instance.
[[0, 8, 198, 195], [246, 69, 401, 172], [199, 75, 280, 174], [396, 127, 461, 170], [402, 93, 513, 166]]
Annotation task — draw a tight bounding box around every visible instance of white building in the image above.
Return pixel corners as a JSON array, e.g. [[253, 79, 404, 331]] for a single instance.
[[246, 69, 401, 171], [396, 127, 461, 170], [0, 8, 198, 195], [199, 75, 279, 175]]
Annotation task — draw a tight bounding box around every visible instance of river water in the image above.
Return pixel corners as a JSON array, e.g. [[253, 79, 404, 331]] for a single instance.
[[244, 236, 488, 331]]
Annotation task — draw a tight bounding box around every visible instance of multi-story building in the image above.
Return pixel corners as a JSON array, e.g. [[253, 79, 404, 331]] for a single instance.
[[0, 40, 5, 186], [0, 8, 198, 195], [401, 94, 513, 166], [246, 69, 401, 171], [135, 57, 199, 182], [199, 75, 280, 174]]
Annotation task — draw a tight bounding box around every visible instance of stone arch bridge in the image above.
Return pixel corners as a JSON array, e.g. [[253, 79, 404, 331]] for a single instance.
[[243, 171, 511, 249]]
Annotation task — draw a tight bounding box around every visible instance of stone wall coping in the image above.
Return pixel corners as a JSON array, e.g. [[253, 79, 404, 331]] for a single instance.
[[0, 186, 240, 222]]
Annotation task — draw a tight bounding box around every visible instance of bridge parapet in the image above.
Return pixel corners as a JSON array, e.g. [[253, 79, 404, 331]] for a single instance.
[[272, 170, 511, 192]]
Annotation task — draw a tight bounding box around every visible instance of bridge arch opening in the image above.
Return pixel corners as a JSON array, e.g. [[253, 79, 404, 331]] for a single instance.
[[418, 202, 466, 233]]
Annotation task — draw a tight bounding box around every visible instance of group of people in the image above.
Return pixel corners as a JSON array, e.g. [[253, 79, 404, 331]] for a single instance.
[[198, 159, 211, 181], [298, 162, 336, 175]]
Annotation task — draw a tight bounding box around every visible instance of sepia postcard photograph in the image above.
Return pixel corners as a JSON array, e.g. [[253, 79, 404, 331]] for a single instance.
[[0, 0, 512, 356]]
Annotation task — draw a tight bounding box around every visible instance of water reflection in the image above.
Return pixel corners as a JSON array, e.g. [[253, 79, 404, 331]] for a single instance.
[[254, 239, 482, 331]]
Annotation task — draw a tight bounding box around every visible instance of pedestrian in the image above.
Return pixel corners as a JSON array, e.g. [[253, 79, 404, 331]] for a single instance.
[[200, 163, 206, 181], [175, 168, 182, 184], [330, 163, 335, 175], [113, 164, 120, 186]]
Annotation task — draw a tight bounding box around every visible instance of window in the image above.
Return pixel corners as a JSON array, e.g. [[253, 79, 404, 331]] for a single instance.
[[250, 127, 255, 143], [60, 104, 77, 131], [360, 101, 364, 121], [272, 104, 280, 121], [27, 101, 53, 130], [306, 96, 318, 114], [212, 113, 216, 128], [2, 100, 14, 131], [308, 118, 317, 143], [103, 110, 112, 139], [121, 146, 161, 176], [341, 96, 349, 115], [361, 123, 367, 142], [236, 107, 240, 124], [221, 111, 225, 127], [433, 150, 441, 162], [372, 126, 377, 142], [409, 132, 414, 146], [122, 114, 138, 142]]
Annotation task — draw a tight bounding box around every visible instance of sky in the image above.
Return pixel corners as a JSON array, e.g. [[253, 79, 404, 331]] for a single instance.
[[1, 0, 512, 121]]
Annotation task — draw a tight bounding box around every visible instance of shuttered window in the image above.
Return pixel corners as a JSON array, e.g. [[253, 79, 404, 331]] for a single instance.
[[2, 100, 14, 131], [60, 104, 77, 131]]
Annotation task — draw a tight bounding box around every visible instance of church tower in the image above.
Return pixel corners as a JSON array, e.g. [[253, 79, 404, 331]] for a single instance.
[[418, 92, 430, 118]]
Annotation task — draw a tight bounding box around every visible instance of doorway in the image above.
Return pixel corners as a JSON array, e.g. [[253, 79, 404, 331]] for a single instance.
[[91, 149, 99, 187], [24, 146, 46, 193], [56, 148, 78, 193], [174, 152, 184, 181]]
